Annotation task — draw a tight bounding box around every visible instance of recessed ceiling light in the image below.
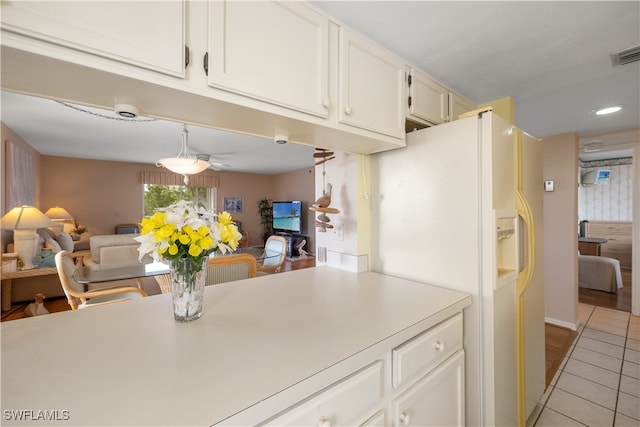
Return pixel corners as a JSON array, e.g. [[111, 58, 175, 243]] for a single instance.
[[595, 106, 622, 115]]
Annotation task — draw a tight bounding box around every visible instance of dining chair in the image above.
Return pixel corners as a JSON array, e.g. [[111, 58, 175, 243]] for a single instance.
[[154, 274, 172, 294], [257, 235, 287, 275], [238, 231, 250, 248], [54, 250, 147, 310], [205, 253, 257, 286]]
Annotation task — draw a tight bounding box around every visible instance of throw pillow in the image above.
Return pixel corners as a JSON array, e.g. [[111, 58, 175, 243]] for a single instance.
[[56, 232, 74, 252], [44, 239, 62, 253], [37, 228, 57, 241]]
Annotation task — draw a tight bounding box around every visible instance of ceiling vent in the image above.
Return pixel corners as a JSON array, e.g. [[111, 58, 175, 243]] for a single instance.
[[611, 45, 640, 66], [583, 140, 603, 153]]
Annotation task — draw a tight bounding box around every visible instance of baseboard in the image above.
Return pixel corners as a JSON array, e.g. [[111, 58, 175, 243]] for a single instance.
[[286, 255, 315, 262], [545, 316, 579, 331]]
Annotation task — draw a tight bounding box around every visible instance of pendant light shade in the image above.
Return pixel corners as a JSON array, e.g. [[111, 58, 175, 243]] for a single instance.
[[157, 124, 210, 177]]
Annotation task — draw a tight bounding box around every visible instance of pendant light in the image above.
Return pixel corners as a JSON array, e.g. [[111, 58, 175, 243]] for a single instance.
[[156, 124, 210, 184]]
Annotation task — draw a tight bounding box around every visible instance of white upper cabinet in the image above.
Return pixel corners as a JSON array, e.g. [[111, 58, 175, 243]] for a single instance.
[[338, 27, 406, 139], [406, 67, 450, 125], [0, 1, 186, 77], [450, 92, 477, 120], [208, 1, 330, 118]]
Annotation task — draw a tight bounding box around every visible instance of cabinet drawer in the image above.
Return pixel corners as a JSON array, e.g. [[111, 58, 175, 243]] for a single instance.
[[601, 251, 632, 268], [601, 242, 632, 253], [587, 222, 632, 237], [264, 361, 383, 426], [601, 236, 632, 245], [392, 313, 462, 388]]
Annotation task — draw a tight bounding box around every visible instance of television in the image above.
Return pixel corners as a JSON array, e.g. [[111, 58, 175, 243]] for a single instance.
[[580, 169, 611, 185], [272, 200, 302, 234]]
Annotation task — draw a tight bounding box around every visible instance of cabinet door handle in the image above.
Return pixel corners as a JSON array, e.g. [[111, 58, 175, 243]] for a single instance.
[[399, 411, 411, 426], [344, 106, 352, 115], [434, 340, 445, 352], [317, 417, 331, 427], [323, 99, 330, 108]]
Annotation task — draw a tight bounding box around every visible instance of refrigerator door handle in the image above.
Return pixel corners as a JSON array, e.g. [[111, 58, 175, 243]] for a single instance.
[[516, 192, 536, 289], [515, 129, 537, 427]]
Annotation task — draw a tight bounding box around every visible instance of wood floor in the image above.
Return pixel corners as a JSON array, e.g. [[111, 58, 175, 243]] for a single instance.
[[1, 256, 317, 322], [544, 323, 577, 388], [545, 267, 633, 387], [577, 267, 632, 312]]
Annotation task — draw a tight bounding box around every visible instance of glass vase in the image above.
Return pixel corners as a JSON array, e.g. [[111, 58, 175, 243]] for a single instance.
[[169, 257, 207, 322]]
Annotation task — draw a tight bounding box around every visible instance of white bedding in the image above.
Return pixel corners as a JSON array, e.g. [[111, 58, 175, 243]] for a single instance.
[[578, 255, 623, 293]]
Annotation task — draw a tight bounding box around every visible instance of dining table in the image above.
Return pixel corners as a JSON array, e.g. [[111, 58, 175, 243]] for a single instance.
[[73, 246, 280, 285]]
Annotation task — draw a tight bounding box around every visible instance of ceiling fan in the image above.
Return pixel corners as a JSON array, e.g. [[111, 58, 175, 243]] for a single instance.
[[195, 153, 232, 171]]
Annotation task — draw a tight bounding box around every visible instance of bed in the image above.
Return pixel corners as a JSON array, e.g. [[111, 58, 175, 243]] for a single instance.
[[578, 254, 623, 293]]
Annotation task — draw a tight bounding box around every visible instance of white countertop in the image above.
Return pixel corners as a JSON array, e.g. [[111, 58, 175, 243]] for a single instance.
[[1, 266, 471, 426]]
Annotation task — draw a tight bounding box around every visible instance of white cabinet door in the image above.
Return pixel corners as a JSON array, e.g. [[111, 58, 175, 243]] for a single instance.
[[0, 1, 185, 77], [406, 67, 450, 125], [208, 0, 329, 118], [450, 92, 476, 121], [338, 28, 405, 139], [391, 351, 465, 427]]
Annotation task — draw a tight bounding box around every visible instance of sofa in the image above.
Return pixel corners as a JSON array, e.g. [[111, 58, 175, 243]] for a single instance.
[[82, 234, 160, 295], [2, 231, 160, 303]]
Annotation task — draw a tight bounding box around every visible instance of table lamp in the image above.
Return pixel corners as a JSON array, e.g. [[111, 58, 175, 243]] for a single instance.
[[1, 205, 55, 270], [45, 206, 74, 233]]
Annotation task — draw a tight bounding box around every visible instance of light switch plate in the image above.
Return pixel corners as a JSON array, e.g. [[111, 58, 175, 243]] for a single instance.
[[544, 180, 554, 192]]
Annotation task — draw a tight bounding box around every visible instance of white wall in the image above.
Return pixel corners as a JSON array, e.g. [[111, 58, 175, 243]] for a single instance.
[[313, 151, 369, 272]]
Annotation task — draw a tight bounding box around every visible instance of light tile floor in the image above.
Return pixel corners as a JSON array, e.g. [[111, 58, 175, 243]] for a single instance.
[[531, 304, 640, 427]]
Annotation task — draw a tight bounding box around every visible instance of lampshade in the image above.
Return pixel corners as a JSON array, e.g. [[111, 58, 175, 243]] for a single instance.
[[1, 205, 56, 230], [157, 124, 210, 177], [45, 206, 74, 220], [1, 206, 55, 270]]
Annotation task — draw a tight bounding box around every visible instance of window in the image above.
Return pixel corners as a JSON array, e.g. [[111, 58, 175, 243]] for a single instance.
[[140, 171, 219, 216], [143, 184, 217, 216]]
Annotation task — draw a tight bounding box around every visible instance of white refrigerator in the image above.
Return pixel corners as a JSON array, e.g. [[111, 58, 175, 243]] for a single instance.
[[370, 109, 545, 426]]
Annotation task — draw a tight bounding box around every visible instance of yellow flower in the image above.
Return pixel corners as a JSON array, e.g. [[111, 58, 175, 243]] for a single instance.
[[140, 212, 166, 234], [136, 201, 242, 263], [218, 211, 233, 226], [188, 244, 203, 257], [178, 232, 191, 245]]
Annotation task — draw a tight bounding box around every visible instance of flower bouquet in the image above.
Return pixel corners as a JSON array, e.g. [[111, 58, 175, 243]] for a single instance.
[[136, 200, 242, 321]]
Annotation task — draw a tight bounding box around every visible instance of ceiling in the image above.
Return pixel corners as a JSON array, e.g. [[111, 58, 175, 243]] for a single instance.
[[2, 1, 639, 171]]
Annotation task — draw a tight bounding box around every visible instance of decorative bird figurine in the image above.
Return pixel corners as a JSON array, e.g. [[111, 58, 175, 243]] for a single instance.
[[24, 293, 49, 317], [313, 183, 332, 208]]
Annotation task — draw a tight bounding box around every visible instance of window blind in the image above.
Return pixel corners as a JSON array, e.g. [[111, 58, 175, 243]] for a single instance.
[[140, 171, 219, 188]]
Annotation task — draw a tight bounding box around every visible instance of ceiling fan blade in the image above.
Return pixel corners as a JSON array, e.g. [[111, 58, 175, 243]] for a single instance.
[[313, 151, 334, 158]]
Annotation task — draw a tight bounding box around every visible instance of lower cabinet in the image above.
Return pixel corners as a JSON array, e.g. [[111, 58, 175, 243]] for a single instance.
[[260, 313, 465, 426], [391, 351, 465, 427]]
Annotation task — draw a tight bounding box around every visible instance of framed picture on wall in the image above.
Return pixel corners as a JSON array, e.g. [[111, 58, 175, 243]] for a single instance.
[[223, 197, 243, 213]]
